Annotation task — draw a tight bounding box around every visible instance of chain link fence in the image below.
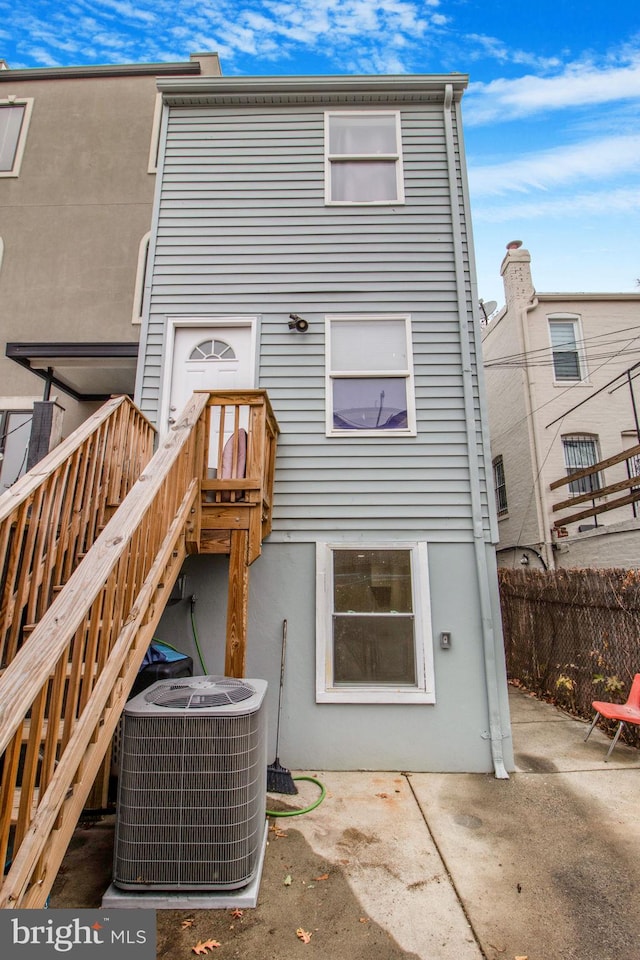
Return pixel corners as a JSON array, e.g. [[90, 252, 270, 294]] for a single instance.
[[499, 567, 640, 748]]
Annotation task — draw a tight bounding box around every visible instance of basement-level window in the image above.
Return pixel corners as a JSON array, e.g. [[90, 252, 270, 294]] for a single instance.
[[316, 542, 435, 704]]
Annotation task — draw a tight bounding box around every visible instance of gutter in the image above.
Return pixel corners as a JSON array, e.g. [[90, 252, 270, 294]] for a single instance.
[[0, 61, 204, 82], [443, 83, 509, 779]]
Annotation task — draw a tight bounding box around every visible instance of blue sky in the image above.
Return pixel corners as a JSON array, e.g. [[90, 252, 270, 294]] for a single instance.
[[2, 0, 639, 308]]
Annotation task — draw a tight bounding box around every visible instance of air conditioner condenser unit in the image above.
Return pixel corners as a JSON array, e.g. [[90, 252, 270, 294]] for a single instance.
[[113, 676, 267, 892]]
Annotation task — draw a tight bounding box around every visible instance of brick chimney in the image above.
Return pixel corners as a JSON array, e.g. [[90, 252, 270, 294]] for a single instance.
[[500, 240, 534, 309]]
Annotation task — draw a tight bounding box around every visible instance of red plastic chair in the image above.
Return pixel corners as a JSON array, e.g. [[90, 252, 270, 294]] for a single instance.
[[584, 673, 640, 759]]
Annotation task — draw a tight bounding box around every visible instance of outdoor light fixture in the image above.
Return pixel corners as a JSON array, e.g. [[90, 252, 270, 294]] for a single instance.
[[288, 313, 309, 332]]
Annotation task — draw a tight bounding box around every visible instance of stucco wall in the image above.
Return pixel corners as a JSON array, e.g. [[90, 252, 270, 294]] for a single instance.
[[154, 542, 513, 773]]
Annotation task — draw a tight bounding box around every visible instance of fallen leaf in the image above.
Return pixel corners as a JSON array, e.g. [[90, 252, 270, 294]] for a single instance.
[[192, 939, 221, 954], [314, 873, 329, 881], [181, 918, 195, 929], [376, 792, 390, 799], [359, 917, 369, 924], [284, 874, 293, 886], [296, 928, 312, 944], [230, 908, 243, 919]]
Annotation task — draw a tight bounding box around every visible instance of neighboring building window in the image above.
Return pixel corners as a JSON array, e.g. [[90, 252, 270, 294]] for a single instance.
[[325, 111, 404, 204], [326, 314, 416, 436], [549, 317, 585, 381], [147, 92, 163, 173], [562, 435, 601, 495], [316, 542, 435, 704], [0, 99, 33, 177], [131, 232, 150, 325], [493, 456, 508, 515], [0, 409, 32, 490]]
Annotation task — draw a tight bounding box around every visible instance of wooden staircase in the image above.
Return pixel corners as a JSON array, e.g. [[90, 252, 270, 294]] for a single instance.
[[0, 389, 278, 908]]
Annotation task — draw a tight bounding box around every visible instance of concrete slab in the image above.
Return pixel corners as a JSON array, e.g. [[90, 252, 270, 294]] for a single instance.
[[283, 772, 482, 960], [49, 686, 640, 960], [511, 687, 640, 773], [411, 688, 640, 960]]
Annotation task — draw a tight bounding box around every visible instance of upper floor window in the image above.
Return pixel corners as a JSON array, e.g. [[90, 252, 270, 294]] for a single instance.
[[548, 317, 586, 382], [325, 111, 404, 205], [493, 456, 508, 515], [0, 99, 33, 177], [562, 435, 601, 495], [326, 314, 416, 436]]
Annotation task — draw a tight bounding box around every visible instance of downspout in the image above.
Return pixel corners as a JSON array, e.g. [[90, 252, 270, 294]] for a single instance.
[[443, 84, 509, 779], [521, 297, 555, 568]]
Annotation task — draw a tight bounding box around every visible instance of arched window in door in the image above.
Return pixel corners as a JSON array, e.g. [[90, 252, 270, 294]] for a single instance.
[[188, 339, 236, 361]]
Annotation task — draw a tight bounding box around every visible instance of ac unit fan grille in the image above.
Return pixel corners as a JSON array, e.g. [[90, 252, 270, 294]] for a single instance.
[[145, 677, 255, 709]]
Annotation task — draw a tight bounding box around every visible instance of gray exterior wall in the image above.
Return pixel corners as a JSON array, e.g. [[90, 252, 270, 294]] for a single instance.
[[140, 76, 512, 773], [156, 542, 510, 772], [0, 55, 220, 441], [137, 82, 492, 542]]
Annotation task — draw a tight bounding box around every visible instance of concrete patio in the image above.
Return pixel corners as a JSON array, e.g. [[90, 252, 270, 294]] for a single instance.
[[50, 686, 640, 959]]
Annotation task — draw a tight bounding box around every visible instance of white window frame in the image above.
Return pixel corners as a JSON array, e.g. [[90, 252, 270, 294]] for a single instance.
[[131, 232, 150, 325], [325, 313, 416, 437], [493, 455, 508, 516], [147, 92, 163, 173], [324, 110, 405, 206], [0, 98, 33, 178], [315, 541, 435, 704], [548, 314, 588, 384]]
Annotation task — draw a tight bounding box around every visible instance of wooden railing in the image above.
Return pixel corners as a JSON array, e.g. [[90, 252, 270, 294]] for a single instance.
[[0, 396, 155, 668], [199, 390, 279, 563], [551, 442, 640, 528], [0, 390, 278, 908]]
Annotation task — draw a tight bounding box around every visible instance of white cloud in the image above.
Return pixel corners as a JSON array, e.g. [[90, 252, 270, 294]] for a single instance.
[[472, 186, 640, 223], [469, 134, 640, 196], [466, 54, 640, 124]]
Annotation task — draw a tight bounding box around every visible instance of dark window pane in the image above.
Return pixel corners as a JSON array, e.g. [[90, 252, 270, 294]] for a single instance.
[[333, 378, 407, 430], [333, 615, 416, 684], [334, 549, 413, 613]]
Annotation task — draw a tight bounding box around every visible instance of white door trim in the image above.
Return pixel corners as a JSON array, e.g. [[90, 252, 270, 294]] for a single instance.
[[160, 316, 258, 435]]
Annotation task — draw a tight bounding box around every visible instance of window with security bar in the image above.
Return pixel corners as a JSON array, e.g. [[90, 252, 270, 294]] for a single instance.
[[562, 435, 601, 495]]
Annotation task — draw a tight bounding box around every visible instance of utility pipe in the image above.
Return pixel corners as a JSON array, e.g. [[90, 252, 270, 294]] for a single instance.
[[443, 84, 509, 779]]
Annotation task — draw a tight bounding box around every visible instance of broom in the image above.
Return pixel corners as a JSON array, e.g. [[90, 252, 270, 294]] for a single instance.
[[267, 619, 298, 794]]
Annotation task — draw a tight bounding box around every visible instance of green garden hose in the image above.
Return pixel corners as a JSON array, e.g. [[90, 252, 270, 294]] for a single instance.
[[266, 776, 326, 817]]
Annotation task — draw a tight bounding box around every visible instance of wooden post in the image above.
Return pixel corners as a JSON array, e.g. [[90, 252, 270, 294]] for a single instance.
[[225, 529, 249, 677]]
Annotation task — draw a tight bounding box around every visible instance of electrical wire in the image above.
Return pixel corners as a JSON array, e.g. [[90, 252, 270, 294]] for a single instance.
[[189, 597, 209, 674]]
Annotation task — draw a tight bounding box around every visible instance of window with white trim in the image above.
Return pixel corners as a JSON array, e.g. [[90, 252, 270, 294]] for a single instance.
[[0, 99, 33, 177], [131, 232, 150, 325], [325, 111, 404, 204], [493, 455, 508, 515], [326, 314, 416, 436], [548, 316, 586, 382], [316, 542, 435, 704], [562, 434, 601, 495]]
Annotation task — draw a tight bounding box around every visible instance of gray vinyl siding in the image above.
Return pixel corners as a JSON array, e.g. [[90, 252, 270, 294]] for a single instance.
[[139, 97, 490, 542]]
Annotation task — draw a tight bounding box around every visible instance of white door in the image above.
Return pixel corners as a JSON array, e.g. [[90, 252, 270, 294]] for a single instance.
[[169, 325, 254, 424], [168, 323, 255, 470]]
